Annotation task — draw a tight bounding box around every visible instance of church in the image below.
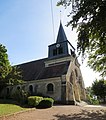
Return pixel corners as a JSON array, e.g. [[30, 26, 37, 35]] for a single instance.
[[7, 22, 86, 104]]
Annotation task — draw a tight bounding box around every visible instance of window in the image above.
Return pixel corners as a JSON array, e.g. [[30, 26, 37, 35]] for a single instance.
[[53, 49, 57, 56], [58, 47, 63, 54], [29, 85, 33, 93], [70, 71, 74, 84], [75, 69, 78, 77], [53, 47, 63, 56], [47, 83, 54, 93], [17, 86, 20, 90]]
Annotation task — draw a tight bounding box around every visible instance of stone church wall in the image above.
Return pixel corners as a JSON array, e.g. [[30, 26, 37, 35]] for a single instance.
[[3, 77, 62, 102]]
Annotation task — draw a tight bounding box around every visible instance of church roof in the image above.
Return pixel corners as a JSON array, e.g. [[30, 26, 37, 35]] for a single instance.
[[18, 58, 70, 81], [56, 22, 67, 43]]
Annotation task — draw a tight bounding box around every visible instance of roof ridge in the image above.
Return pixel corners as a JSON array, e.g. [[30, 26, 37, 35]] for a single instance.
[[17, 57, 47, 66]]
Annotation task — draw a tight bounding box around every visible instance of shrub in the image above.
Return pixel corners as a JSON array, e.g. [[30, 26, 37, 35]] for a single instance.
[[36, 98, 54, 109], [28, 96, 43, 107], [87, 94, 99, 105], [12, 89, 29, 104], [90, 98, 99, 105]]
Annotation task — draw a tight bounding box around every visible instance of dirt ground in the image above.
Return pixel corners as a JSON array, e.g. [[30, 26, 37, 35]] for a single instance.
[[0, 105, 106, 120]]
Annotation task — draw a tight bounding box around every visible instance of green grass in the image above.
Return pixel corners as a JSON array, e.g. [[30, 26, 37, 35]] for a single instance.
[[0, 99, 28, 116]]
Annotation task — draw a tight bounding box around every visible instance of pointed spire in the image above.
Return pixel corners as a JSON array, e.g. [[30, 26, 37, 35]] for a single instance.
[[56, 21, 67, 43]]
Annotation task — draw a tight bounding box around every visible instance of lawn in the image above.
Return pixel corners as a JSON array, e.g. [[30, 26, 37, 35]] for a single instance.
[[0, 100, 27, 116]]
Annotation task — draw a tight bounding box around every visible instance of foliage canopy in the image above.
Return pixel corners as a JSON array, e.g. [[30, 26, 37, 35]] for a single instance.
[[0, 44, 11, 79], [0, 44, 22, 91], [57, 0, 106, 77], [92, 79, 106, 102]]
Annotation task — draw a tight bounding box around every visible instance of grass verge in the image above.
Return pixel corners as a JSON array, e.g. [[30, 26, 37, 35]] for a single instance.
[[0, 99, 28, 116]]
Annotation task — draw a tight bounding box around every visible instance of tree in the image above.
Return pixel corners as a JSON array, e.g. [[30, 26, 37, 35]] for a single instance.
[[0, 44, 11, 90], [57, 0, 106, 77], [0, 44, 23, 92], [92, 79, 106, 103], [5, 66, 23, 85]]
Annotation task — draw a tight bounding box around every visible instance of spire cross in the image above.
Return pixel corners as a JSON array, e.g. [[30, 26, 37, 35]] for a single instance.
[[60, 10, 62, 21]]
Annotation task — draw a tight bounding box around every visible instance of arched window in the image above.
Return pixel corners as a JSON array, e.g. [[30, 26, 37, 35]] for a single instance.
[[75, 69, 78, 78], [17, 86, 20, 90], [70, 71, 74, 84], [29, 85, 33, 93], [47, 83, 54, 93]]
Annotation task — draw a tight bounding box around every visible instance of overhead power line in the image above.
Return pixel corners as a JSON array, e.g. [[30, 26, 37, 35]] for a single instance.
[[50, 0, 55, 42]]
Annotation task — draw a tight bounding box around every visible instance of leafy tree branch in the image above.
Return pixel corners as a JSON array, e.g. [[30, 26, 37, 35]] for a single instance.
[[57, 0, 106, 77]]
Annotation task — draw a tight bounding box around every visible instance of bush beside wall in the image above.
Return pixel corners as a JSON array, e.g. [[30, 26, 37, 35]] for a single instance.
[[36, 98, 54, 109], [28, 96, 43, 107], [28, 96, 54, 108], [12, 89, 29, 104]]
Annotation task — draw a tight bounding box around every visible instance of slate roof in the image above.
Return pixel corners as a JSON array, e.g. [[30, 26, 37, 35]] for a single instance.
[[56, 22, 67, 43], [18, 58, 70, 81]]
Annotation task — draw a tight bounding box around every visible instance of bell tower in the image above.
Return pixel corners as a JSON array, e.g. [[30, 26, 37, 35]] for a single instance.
[[48, 22, 75, 59]]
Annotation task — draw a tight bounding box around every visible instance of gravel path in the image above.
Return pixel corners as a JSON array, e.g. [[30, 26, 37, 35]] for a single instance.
[[0, 105, 106, 120]]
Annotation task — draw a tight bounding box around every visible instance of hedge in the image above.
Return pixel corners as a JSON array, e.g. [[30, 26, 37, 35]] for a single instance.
[[28, 96, 43, 107], [36, 98, 54, 109]]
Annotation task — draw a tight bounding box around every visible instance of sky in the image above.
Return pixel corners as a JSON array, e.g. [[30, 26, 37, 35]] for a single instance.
[[0, 0, 100, 87]]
